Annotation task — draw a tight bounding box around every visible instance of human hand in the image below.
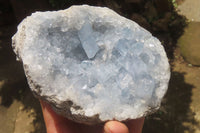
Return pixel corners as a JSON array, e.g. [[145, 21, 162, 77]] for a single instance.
[[40, 100, 144, 133]]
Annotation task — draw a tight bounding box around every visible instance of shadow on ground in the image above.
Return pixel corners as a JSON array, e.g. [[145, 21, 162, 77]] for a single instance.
[[0, 35, 46, 133], [0, 8, 46, 132], [143, 70, 198, 133]]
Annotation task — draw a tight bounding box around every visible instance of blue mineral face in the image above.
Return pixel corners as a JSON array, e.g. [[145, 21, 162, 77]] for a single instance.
[[12, 5, 170, 124]]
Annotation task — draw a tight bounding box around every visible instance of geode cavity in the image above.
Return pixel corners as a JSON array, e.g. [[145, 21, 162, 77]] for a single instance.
[[12, 5, 170, 124]]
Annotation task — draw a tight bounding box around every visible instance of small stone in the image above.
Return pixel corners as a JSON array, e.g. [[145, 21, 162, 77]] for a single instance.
[[178, 22, 200, 66], [12, 5, 170, 124], [19, 106, 24, 111], [188, 64, 193, 67]]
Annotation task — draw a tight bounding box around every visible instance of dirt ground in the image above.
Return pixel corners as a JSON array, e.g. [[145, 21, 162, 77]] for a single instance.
[[0, 0, 200, 133], [143, 49, 200, 133], [0, 24, 46, 133]]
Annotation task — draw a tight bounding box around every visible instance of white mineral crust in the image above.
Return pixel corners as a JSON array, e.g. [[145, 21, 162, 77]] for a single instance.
[[12, 5, 170, 124]]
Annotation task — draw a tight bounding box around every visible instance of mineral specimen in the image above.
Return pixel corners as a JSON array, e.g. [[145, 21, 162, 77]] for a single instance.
[[12, 5, 170, 124]]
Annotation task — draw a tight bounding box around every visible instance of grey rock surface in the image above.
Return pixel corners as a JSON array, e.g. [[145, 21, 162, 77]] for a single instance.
[[12, 5, 170, 124], [178, 22, 200, 66]]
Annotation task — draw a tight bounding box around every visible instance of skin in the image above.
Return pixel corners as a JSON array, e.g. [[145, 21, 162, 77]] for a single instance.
[[40, 100, 144, 133]]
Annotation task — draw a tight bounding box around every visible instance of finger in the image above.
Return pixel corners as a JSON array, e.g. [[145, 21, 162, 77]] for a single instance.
[[40, 100, 77, 133], [126, 118, 144, 133], [104, 121, 129, 133]]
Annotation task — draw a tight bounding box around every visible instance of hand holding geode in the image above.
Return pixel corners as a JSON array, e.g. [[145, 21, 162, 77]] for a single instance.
[[12, 5, 170, 124]]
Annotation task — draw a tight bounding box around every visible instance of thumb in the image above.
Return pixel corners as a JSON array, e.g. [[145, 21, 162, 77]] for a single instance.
[[104, 121, 129, 133]]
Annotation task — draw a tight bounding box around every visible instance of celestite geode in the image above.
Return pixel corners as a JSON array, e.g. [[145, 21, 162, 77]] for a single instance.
[[12, 5, 170, 124]]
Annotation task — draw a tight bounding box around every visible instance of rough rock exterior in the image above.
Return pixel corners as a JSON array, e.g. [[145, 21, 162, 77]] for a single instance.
[[12, 5, 170, 124]]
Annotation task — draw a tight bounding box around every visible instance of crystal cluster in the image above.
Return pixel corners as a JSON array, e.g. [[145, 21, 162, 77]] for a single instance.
[[12, 5, 170, 124]]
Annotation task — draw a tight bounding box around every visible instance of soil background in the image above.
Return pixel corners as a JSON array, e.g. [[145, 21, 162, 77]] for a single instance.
[[0, 0, 200, 133]]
